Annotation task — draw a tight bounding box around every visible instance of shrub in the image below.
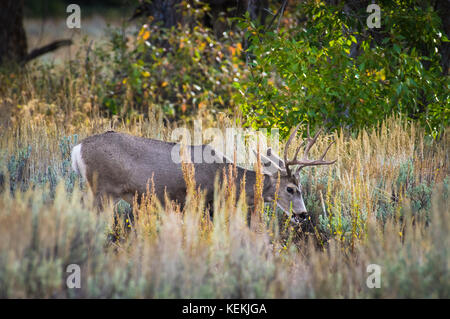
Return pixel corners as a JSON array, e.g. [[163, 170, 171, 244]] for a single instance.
[[235, 0, 449, 138]]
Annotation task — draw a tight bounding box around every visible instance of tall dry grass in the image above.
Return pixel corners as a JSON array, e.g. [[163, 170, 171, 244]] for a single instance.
[[0, 93, 448, 297]]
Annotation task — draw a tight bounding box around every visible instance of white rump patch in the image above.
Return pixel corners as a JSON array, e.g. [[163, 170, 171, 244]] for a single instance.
[[71, 144, 87, 180]]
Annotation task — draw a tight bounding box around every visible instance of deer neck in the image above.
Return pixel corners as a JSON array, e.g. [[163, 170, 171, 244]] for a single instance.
[[233, 165, 274, 204]]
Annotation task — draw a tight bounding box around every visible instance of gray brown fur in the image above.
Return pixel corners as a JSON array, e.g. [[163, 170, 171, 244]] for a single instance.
[[73, 127, 335, 222], [78, 131, 273, 210]]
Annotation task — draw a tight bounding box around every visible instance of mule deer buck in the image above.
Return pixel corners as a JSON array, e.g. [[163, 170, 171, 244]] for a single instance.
[[71, 124, 336, 223]]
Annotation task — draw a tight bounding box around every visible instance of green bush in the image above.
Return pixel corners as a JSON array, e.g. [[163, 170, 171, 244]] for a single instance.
[[89, 9, 245, 121], [235, 0, 449, 138]]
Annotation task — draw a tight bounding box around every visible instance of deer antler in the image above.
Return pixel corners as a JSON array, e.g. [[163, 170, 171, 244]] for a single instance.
[[284, 123, 336, 177]]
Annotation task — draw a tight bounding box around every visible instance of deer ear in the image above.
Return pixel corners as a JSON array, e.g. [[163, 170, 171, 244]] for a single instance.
[[266, 147, 286, 169]]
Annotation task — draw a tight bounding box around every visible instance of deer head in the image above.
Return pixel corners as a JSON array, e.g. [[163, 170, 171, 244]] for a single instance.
[[256, 123, 336, 223]]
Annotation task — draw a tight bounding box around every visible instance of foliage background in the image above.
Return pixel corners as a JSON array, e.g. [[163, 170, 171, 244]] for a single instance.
[[236, 1, 449, 138], [19, 0, 449, 137]]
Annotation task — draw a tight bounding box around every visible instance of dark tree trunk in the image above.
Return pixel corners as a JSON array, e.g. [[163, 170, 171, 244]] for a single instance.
[[0, 0, 27, 65], [435, 0, 450, 75], [131, 0, 270, 32]]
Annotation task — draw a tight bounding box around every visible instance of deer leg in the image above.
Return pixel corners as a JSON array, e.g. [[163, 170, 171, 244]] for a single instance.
[[93, 191, 106, 212], [112, 193, 137, 239], [206, 201, 214, 220]]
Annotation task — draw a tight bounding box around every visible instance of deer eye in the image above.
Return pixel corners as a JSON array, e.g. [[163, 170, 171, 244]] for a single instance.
[[286, 187, 294, 194]]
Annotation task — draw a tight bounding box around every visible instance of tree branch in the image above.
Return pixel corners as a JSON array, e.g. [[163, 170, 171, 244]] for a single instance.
[[23, 39, 72, 64], [264, 0, 288, 32]]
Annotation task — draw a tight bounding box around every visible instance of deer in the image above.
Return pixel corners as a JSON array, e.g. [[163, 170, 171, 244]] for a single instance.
[[71, 124, 336, 224]]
